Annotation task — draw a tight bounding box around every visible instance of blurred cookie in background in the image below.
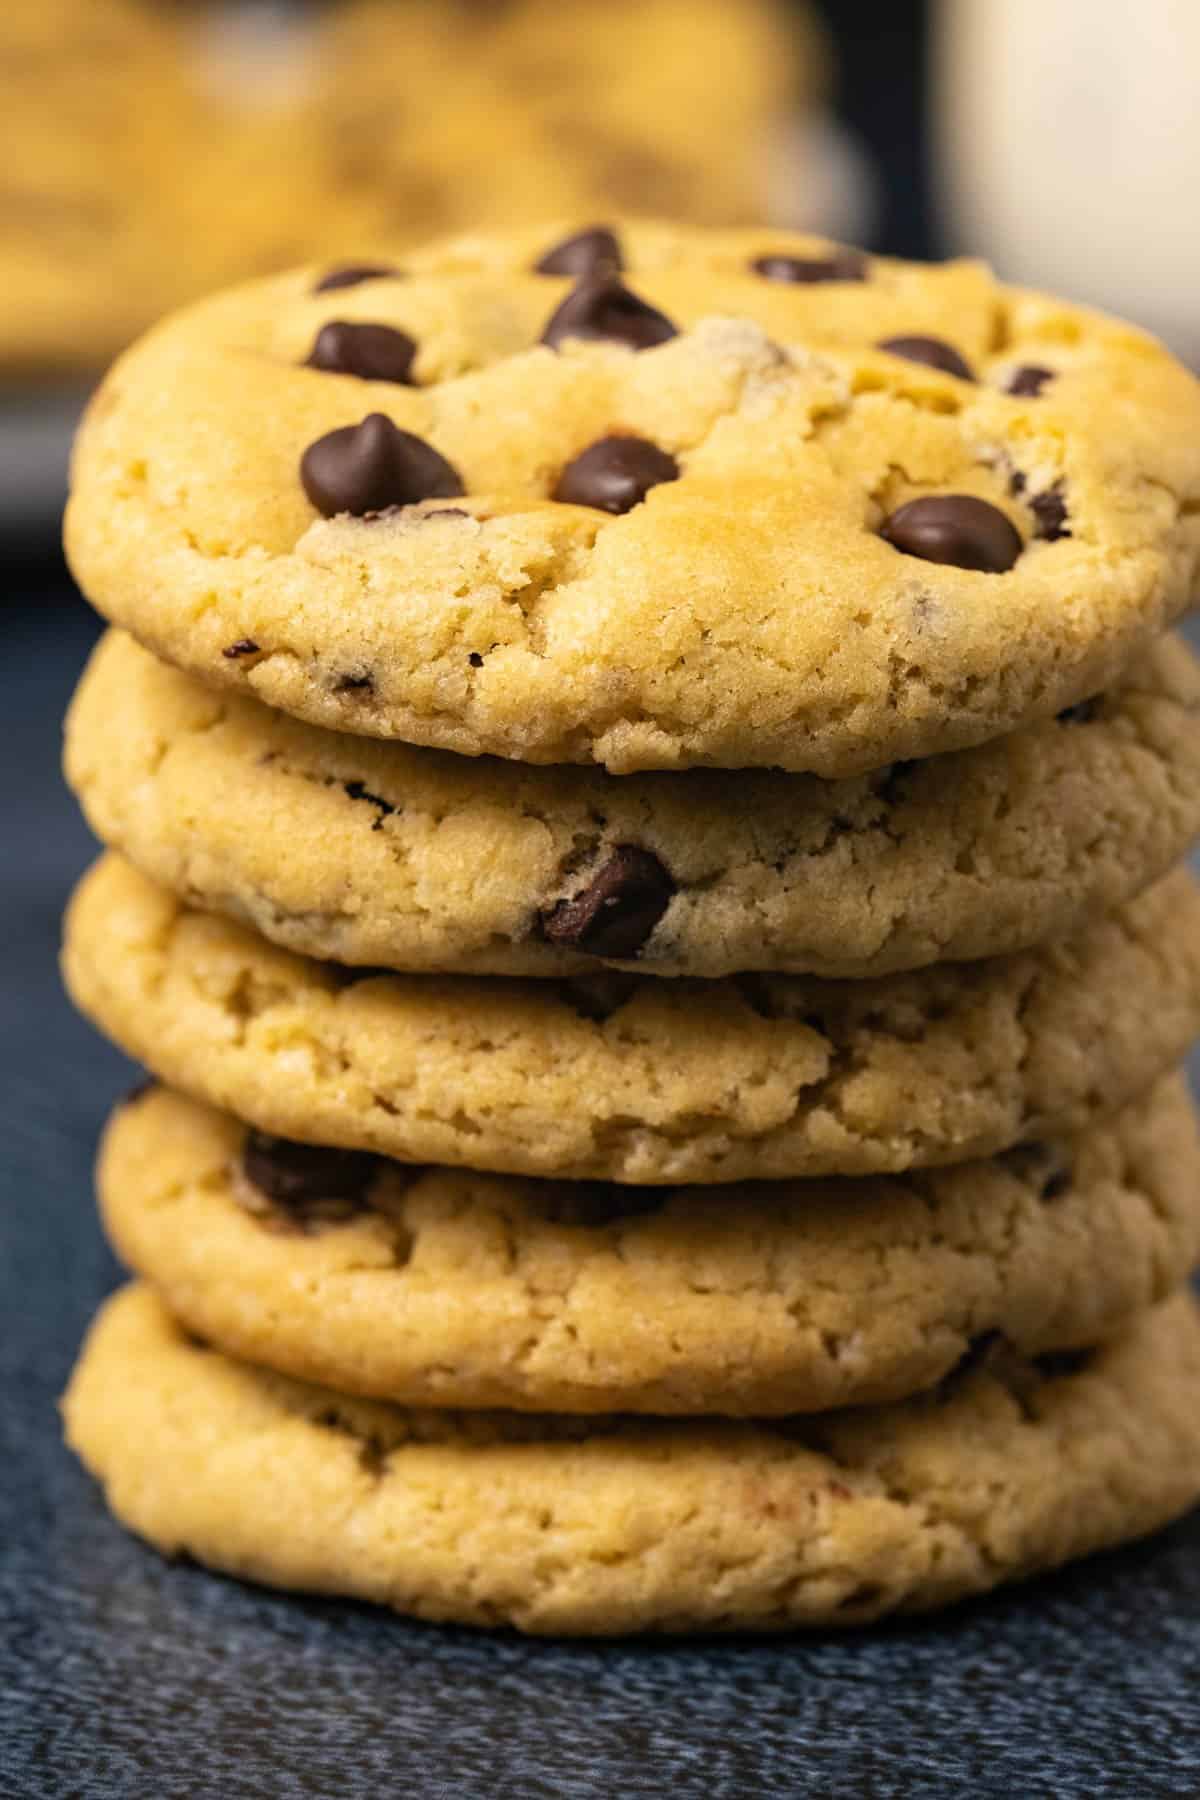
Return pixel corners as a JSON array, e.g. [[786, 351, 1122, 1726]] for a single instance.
[[0, 0, 855, 378]]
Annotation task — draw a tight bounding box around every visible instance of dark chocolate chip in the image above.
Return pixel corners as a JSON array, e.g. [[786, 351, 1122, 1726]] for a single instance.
[[540, 845, 676, 959], [1007, 364, 1055, 397], [242, 1131, 379, 1219], [879, 495, 1023, 573], [300, 413, 463, 517], [306, 321, 417, 385], [1030, 482, 1070, 541], [222, 638, 260, 659], [751, 248, 868, 284], [467, 652, 484, 668], [312, 262, 400, 294], [1034, 1346, 1095, 1380], [877, 335, 975, 381], [334, 671, 374, 694], [535, 225, 623, 277], [342, 778, 395, 829], [553, 434, 679, 514], [1057, 697, 1101, 726], [540, 275, 678, 352]]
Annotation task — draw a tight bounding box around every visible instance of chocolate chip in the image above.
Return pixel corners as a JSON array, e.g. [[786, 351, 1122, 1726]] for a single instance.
[[222, 638, 260, 659], [535, 225, 623, 277], [300, 413, 463, 517], [1057, 697, 1100, 726], [467, 652, 484, 668], [242, 1131, 379, 1221], [1034, 1346, 1095, 1380], [877, 335, 975, 381], [342, 778, 395, 829], [553, 435, 679, 514], [1007, 364, 1055, 397], [1030, 482, 1070, 541], [540, 846, 675, 959], [334, 671, 373, 694], [879, 495, 1022, 573], [306, 322, 417, 385], [312, 262, 400, 294], [541, 275, 678, 352], [751, 248, 868, 283]]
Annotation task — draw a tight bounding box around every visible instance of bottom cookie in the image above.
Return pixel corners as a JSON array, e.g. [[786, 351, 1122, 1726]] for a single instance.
[[64, 1286, 1200, 1636]]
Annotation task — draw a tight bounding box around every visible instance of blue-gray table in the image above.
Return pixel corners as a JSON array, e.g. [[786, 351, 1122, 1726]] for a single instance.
[[4, 584, 1199, 1799]]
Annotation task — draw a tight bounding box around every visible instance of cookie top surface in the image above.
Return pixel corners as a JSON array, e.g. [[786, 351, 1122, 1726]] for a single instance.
[[64, 1282, 1200, 1633], [97, 1082, 1200, 1418], [65, 221, 1200, 772], [64, 854, 1200, 1184], [1, 1, 798, 373], [67, 630, 1200, 979]]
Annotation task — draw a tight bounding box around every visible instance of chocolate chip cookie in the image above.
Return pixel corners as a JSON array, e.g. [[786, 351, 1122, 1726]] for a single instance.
[[65, 631, 1200, 979], [63, 1283, 1200, 1632], [96, 1081, 1200, 1417], [65, 223, 1200, 771], [63, 855, 1200, 1183]]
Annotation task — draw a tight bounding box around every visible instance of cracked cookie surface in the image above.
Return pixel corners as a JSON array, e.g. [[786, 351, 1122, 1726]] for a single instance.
[[95, 1081, 1200, 1417], [66, 630, 1200, 979], [63, 1282, 1200, 1633], [64, 855, 1200, 1183], [65, 221, 1200, 772]]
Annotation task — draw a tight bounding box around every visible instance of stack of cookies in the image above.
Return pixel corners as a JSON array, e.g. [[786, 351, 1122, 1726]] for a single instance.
[[59, 222, 1200, 1635]]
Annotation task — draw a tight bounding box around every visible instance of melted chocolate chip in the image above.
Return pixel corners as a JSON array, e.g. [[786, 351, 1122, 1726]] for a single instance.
[[535, 225, 623, 277], [222, 638, 260, 659], [1030, 482, 1070, 541], [242, 1131, 379, 1220], [553, 435, 679, 514], [751, 248, 868, 284], [540, 846, 676, 959], [540, 275, 678, 352], [342, 778, 395, 829], [877, 335, 975, 381], [880, 495, 1022, 573], [1007, 364, 1055, 397], [1057, 697, 1101, 726], [312, 262, 400, 294], [300, 413, 463, 517], [306, 321, 418, 385]]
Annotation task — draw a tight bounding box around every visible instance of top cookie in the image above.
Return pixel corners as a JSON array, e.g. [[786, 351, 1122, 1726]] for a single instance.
[[66, 221, 1200, 772]]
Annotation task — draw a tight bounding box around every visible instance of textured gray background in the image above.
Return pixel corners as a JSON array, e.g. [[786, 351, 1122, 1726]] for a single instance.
[[3, 587, 1200, 1800]]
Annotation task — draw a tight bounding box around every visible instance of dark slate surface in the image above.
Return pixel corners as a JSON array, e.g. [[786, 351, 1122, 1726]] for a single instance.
[[4, 585, 1200, 1800]]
